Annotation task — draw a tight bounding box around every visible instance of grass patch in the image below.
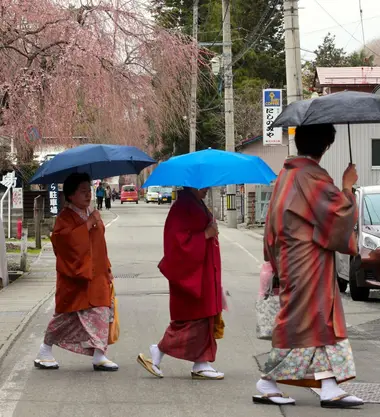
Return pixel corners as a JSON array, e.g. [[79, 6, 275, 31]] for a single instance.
[[7, 248, 42, 255]]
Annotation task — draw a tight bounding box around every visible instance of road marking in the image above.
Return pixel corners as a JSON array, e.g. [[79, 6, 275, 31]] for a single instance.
[[105, 212, 119, 229], [220, 232, 261, 265], [0, 332, 38, 416]]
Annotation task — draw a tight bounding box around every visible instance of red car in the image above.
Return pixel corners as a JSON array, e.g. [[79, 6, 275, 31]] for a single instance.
[[120, 185, 139, 204]]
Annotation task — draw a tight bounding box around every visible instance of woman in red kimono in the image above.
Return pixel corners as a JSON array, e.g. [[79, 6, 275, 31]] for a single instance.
[[137, 187, 225, 380], [253, 124, 363, 409], [34, 173, 118, 372]]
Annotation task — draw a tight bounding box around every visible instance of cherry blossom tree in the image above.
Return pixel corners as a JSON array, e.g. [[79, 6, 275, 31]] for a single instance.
[[0, 0, 196, 161]]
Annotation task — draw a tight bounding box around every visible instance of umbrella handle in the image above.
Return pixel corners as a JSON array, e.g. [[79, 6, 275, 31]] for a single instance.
[[348, 124, 353, 164]]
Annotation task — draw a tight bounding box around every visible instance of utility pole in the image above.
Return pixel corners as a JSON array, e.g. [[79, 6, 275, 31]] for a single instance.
[[189, 0, 199, 153], [284, 0, 303, 156], [222, 0, 237, 228]]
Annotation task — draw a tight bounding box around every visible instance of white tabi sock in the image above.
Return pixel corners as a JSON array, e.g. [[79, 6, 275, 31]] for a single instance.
[[150, 345, 164, 366], [39, 343, 54, 360], [255, 379, 295, 405], [321, 378, 363, 403], [93, 349, 108, 365]]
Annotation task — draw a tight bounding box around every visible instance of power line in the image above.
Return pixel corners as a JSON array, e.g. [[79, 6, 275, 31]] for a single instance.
[[314, 0, 380, 59]]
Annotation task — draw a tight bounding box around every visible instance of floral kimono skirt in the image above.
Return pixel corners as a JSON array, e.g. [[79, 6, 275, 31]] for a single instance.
[[44, 306, 113, 356], [262, 339, 356, 388]]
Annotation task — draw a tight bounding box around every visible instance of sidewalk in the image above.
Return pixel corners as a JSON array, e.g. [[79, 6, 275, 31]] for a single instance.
[[0, 210, 117, 364]]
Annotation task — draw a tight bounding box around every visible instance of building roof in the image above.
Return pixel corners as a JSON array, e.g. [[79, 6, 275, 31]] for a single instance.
[[316, 67, 380, 86], [236, 135, 262, 150]]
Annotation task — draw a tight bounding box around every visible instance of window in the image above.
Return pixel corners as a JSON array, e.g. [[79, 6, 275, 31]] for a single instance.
[[363, 193, 380, 225], [372, 139, 380, 169]]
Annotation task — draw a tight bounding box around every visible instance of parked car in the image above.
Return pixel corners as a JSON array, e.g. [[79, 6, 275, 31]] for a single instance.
[[336, 186, 380, 301], [145, 186, 160, 203], [120, 184, 138, 204], [158, 187, 172, 205]]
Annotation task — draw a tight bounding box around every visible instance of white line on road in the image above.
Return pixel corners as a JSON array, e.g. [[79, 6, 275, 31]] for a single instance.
[[220, 232, 262, 265], [0, 333, 38, 417], [105, 212, 119, 229]]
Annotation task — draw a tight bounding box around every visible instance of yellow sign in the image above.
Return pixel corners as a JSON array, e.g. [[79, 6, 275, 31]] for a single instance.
[[288, 127, 296, 135]]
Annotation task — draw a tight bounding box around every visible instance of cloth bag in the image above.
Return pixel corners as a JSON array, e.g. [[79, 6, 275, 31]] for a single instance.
[[108, 282, 120, 345], [255, 263, 280, 341]]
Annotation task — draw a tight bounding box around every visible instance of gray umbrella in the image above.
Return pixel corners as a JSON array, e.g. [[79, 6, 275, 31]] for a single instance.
[[271, 91, 380, 162]]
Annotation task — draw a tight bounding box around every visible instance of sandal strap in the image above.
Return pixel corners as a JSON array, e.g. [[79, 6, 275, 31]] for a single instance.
[[38, 359, 57, 363], [262, 393, 290, 399], [194, 369, 220, 375], [327, 394, 351, 402]]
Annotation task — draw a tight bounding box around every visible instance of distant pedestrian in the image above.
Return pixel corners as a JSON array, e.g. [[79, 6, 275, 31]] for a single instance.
[[253, 124, 363, 409], [112, 188, 117, 202], [34, 173, 118, 372], [105, 186, 112, 210], [137, 187, 227, 380], [96, 183, 105, 210]]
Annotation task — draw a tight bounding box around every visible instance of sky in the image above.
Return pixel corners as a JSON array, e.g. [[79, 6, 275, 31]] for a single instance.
[[299, 0, 380, 61]]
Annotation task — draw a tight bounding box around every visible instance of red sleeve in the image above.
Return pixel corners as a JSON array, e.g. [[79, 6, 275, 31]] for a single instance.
[[51, 212, 92, 280], [298, 171, 358, 255], [159, 204, 207, 298]]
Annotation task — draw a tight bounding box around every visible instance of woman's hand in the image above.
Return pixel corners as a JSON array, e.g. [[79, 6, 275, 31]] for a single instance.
[[86, 210, 102, 231], [205, 222, 218, 239], [108, 271, 114, 283]]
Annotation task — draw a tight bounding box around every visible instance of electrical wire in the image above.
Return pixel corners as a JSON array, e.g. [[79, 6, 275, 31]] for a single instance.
[[314, 0, 380, 59]]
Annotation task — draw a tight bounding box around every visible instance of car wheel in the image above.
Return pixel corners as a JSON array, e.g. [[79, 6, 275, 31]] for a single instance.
[[337, 277, 348, 293], [136, 201, 138, 204], [349, 260, 370, 301], [121, 201, 123, 205]]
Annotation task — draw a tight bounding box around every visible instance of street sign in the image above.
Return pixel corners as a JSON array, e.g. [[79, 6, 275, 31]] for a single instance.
[[1, 171, 16, 188], [48, 183, 59, 215], [12, 188, 23, 209], [263, 89, 283, 146], [25, 125, 42, 143]]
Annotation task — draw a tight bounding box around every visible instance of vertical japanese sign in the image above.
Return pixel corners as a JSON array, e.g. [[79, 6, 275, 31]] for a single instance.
[[263, 89, 283, 146], [12, 188, 23, 209], [49, 183, 59, 215]]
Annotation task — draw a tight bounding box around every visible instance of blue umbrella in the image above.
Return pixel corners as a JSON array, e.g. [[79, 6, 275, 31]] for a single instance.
[[142, 149, 276, 189], [30, 144, 156, 184]]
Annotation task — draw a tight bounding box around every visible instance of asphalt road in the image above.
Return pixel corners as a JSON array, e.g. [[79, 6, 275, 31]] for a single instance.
[[0, 202, 380, 416]]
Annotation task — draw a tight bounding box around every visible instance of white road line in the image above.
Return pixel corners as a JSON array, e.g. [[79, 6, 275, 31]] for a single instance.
[[0, 333, 38, 417], [220, 232, 262, 265], [105, 212, 119, 228]]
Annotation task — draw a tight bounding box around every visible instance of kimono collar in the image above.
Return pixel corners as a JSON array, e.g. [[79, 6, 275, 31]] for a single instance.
[[284, 156, 320, 170], [66, 202, 92, 221]]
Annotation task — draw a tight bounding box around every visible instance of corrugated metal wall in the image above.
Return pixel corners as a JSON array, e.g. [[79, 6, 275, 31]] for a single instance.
[[320, 124, 380, 187]]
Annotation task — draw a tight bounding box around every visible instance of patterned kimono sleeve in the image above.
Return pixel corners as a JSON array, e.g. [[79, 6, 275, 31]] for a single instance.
[[299, 171, 358, 255]]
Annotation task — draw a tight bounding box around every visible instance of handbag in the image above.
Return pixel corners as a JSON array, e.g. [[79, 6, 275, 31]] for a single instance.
[[108, 282, 120, 345], [255, 274, 280, 341]]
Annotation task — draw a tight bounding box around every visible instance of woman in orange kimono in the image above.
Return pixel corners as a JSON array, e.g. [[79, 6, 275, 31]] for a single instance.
[[253, 124, 363, 409], [34, 173, 118, 372]]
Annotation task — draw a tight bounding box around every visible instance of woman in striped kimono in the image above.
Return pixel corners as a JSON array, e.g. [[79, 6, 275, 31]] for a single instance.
[[253, 124, 364, 409]]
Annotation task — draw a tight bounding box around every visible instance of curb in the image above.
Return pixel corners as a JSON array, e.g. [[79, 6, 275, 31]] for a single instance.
[[219, 220, 264, 242], [0, 286, 55, 366]]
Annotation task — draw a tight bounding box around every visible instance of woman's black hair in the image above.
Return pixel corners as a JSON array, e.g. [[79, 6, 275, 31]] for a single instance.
[[295, 124, 336, 159], [63, 173, 91, 202]]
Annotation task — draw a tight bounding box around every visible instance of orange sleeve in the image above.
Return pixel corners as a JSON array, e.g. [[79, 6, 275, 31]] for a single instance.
[[51, 213, 93, 281]]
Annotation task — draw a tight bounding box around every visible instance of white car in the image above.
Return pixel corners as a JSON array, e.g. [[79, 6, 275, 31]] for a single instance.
[[336, 185, 380, 301], [145, 186, 160, 203]]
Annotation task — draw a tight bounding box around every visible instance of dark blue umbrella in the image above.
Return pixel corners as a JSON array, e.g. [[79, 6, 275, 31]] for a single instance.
[[142, 149, 276, 189], [30, 144, 156, 184]]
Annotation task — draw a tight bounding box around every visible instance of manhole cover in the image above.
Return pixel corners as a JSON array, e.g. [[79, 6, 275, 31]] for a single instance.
[[312, 383, 380, 403], [114, 273, 140, 279]]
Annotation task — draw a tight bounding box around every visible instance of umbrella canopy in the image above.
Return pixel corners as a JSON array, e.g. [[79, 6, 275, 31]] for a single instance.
[[272, 91, 380, 128], [30, 144, 156, 184], [142, 149, 276, 189]]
